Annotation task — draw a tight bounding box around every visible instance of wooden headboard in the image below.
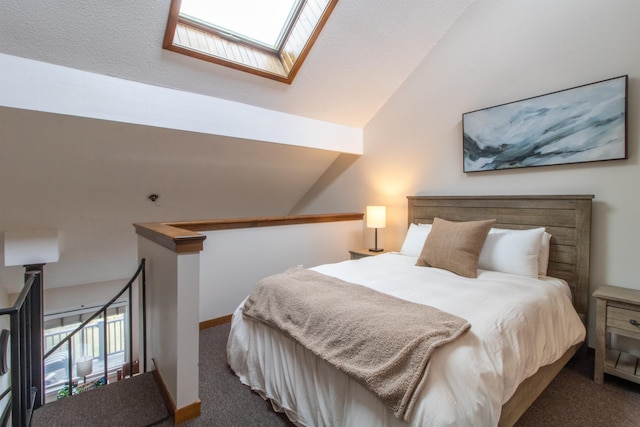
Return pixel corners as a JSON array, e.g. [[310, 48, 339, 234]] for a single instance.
[[407, 195, 593, 323]]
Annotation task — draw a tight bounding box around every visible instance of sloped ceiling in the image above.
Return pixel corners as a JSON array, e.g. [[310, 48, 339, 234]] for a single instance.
[[0, 0, 474, 291], [0, 0, 475, 127]]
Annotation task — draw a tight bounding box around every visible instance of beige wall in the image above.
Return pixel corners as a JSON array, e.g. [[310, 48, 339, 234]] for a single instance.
[[0, 107, 340, 295], [298, 0, 640, 345]]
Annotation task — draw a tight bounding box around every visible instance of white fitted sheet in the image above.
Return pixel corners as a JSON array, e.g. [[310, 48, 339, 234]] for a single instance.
[[227, 253, 586, 426]]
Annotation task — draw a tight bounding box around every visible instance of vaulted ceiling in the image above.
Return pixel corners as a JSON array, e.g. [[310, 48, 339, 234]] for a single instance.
[[0, 0, 476, 291], [0, 0, 474, 127]]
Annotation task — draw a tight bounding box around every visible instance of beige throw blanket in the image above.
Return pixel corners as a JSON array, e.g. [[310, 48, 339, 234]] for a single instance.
[[242, 268, 471, 421]]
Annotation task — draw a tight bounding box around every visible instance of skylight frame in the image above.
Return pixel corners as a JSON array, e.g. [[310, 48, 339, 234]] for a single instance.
[[178, 0, 305, 54], [163, 0, 340, 84]]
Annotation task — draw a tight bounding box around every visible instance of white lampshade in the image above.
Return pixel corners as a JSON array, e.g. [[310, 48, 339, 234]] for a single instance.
[[366, 206, 386, 229], [2, 229, 60, 267], [76, 358, 93, 377]]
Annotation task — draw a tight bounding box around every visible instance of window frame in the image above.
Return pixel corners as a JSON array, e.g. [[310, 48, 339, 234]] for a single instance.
[[163, 0, 340, 84], [178, 0, 305, 53]]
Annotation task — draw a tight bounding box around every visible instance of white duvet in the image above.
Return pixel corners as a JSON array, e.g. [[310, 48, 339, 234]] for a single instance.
[[227, 253, 586, 426]]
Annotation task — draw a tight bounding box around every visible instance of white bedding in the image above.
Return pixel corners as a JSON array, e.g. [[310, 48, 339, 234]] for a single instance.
[[227, 253, 586, 426]]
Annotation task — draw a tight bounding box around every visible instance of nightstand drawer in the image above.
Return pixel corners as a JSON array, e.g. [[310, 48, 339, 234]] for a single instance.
[[607, 306, 640, 338]]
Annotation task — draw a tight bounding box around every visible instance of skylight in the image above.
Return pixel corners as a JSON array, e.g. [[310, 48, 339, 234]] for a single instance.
[[163, 0, 339, 84], [179, 0, 302, 50]]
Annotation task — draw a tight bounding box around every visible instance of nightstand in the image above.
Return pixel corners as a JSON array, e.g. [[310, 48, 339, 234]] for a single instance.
[[349, 248, 389, 260], [593, 285, 640, 384]]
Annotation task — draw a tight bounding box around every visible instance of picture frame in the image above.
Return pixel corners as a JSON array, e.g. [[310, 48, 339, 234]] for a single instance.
[[462, 75, 628, 172]]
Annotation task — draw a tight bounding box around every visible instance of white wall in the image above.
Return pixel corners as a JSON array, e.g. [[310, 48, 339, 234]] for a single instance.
[[0, 106, 343, 296], [137, 237, 200, 410], [199, 220, 363, 321], [298, 0, 640, 346]]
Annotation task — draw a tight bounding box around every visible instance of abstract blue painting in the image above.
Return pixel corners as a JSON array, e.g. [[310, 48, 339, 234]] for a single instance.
[[463, 76, 627, 172]]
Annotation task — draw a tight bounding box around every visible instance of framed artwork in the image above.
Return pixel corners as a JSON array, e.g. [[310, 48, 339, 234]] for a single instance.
[[462, 75, 628, 172]]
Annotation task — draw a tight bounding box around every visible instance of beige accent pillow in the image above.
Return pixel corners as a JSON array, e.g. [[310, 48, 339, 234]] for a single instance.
[[416, 217, 495, 278]]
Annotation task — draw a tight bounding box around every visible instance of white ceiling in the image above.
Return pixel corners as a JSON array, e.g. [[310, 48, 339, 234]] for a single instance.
[[0, 0, 474, 128]]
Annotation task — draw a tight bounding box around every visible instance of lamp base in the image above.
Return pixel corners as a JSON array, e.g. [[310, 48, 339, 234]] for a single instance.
[[369, 248, 384, 253]]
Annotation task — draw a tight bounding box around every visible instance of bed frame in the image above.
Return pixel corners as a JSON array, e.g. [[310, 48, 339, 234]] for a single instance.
[[407, 195, 593, 426]]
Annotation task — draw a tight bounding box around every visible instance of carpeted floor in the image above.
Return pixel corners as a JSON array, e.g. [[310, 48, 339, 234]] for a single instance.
[[33, 323, 640, 426], [31, 369, 170, 426], [516, 350, 640, 426]]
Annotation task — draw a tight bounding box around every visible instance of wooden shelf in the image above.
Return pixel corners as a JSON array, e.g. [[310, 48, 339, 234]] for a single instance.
[[604, 349, 640, 384]]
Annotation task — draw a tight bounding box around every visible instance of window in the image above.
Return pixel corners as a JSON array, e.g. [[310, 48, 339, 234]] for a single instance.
[[179, 0, 302, 50], [163, 0, 339, 83], [43, 304, 128, 402]]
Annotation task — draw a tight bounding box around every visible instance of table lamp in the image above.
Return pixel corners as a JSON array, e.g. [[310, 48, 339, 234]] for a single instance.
[[366, 206, 386, 252]]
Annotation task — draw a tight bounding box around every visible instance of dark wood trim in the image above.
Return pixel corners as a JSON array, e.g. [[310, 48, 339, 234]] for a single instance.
[[151, 358, 174, 417], [152, 357, 201, 425], [134, 213, 363, 254], [164, 43, 290, 83], [174, 400, 202, 425], [200, 314, 232, 330], [133, 222, 206, 254], [407, 194, 594, 201], [174, 213, 363, 232], [283, 0, 340, 83], [162, 0, 182, 49]]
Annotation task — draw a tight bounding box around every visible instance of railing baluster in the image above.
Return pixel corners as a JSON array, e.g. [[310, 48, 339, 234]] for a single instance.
[[128, 286, 133, 379], [103, 310, 108, 382], [67, 340, 73, 396], [19, 301, 28, 419], [10, 308, 22, 427], [142, 258, 147, 372], [1, 271, 39, 426], [26, 265, 44, 410]]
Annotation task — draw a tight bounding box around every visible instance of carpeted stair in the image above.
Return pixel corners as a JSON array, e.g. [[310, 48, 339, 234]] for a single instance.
[[31, 372, 170, 427]]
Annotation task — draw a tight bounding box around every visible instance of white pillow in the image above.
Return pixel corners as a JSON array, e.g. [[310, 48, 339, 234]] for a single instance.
[[478, 227, 545, 277], [400, 223, 432, 257], [538, 232, 552, 276]]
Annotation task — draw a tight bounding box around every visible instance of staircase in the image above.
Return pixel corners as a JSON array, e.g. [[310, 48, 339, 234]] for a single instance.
[[0, 260, 149, 426], [31, 372, 170, 426]]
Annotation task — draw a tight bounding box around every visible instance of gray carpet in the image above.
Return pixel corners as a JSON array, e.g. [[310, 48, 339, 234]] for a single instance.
[[31, 369, 170, 426], [516, 351, 640, 426], [154, 324, 293, 427], [33, 323, 640, 426]]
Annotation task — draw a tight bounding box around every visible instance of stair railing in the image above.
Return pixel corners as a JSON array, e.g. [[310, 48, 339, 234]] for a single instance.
[[0, 265, 45, 427], [43, 259, 146, 398]]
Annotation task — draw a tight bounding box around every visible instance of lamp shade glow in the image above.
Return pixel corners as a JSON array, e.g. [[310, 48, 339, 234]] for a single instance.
[[366, 206, 386, 229], [76, 358, 93, 378], [3, 229, 60, 267]]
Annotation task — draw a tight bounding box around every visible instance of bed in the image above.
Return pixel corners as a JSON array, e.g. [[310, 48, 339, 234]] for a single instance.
[[227, 195, 593, 426]]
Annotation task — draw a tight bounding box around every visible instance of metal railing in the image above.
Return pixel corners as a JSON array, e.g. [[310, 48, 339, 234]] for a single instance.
[[43, 313, 127, 393], [43, 259, 146, 399], [45, 314, 126, 362], [0, 265, 45, 427]]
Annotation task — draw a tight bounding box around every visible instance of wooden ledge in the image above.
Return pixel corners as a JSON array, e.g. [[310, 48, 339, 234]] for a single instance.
[[134, 222, 207, 254], [135, 213, 363, 254]]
